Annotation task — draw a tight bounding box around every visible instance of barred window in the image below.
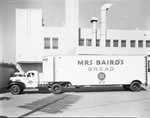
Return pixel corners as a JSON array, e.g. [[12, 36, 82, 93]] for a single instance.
[[86, 39, 92, 46], [44, 37, 50, 49], [113, 40, 118, 47], [130, 40, 136, 47], [138, 40, 143, 47], [52, 37, 58, 49], [121, 40, 126, 47], [79, 38, 84, 46], [106, 39, 110, 47]]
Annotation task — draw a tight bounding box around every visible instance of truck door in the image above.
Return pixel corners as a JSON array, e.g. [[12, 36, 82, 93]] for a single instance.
[[25, 72, 38, 88]]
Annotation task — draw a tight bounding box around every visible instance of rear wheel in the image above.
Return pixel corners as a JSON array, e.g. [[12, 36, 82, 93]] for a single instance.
[[10, 85, 21, 95], [129, 81, 141, 92], [51, 84, 62, 94]]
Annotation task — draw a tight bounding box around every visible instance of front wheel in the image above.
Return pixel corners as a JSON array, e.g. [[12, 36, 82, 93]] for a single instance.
[[130, 81, 141, 92], [10, 85, 21, 95], [51, 84, 62, 94]]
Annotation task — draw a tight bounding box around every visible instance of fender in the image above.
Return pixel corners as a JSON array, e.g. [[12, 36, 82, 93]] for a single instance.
[[7, 80, 26, 89]]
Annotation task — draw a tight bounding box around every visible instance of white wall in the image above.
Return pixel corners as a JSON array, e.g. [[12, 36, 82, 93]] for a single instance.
[[65, 0, 79, 55], [42, 27, 150, 57], [77, 28, 150, 56], [42, 27, 66, 56], [77, 47, 150, 55], [16, 9, 42, 62], [0, 3, 2, 61], [107, 30, 150, 47]]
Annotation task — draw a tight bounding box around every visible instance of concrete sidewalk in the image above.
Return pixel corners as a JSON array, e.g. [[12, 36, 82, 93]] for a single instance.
[[0, 85, 150, 117]]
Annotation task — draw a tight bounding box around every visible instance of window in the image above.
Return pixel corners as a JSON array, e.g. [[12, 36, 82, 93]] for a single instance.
[[79, 38, 84, 46], [121, 40, 126, 47], [130, 40, 136, 47], [27, 73, 34, 77], [52, 37, 58, 49], [106, 39, 110, 47], [113, 40, 118, 47], [44, 37, 50, 49], [148, 61, 150, 72], [86, 39, 92, 46], [96, 39, 100, 47], [138, 40, 143, 47], [146, 40, 150, 47]]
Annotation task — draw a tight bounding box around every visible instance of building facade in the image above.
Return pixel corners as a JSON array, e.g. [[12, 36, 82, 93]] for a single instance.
[[15, 7, 150, 72]]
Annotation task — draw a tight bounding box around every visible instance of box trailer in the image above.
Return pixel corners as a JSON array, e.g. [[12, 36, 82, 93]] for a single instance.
[[7, 55, 148, 94]]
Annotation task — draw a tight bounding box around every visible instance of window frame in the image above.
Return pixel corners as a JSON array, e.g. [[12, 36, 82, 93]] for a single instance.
[[113, 40, 118, 47], [86, 38, 92, 46], [138, 40, 143, 47], [96, 39, 100, 47], [79, 38, 84, 46], [146, 40, 150, 47], [106, 39, 111, 47], [52, 37, 59, 49], [130, 40, 136, 47], [44, 37, 50, 49], [121, 40, 126, 47]]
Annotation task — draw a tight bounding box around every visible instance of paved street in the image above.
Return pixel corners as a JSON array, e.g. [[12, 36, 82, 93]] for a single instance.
[[0, 85, 150, 118]]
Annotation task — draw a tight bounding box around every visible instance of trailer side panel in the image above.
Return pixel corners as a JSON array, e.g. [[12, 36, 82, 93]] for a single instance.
[[51, 55, 146, 86]]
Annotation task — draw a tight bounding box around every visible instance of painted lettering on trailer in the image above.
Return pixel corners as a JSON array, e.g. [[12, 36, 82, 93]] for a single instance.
[[78, 60, 123, 65], [77, 59, 124, 71]]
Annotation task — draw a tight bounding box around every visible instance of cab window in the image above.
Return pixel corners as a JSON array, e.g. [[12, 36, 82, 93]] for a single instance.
[[27, 73, 34, 77]]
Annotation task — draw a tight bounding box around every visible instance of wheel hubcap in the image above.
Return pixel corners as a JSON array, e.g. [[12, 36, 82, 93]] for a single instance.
[[133, 84, 139, 90], [54, 87, 59, 91], [12, 86, 19, 93]]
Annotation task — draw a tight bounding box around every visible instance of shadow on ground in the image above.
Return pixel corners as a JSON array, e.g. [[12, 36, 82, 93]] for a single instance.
[[18, 94, 81, 117], [0, 97, 11, 100], [22, 90, 51, 94], [63, 86, 146, 93], [0, 88, 10, 94], [21, 86, 147, 94]]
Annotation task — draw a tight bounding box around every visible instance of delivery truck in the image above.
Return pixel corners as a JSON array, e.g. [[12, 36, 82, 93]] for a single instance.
[[7, 55, 148, 95]]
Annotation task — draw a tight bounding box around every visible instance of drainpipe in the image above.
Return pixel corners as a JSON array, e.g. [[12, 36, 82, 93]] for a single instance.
[[90, 17, 98, 47], [100, 3, 112, 47]]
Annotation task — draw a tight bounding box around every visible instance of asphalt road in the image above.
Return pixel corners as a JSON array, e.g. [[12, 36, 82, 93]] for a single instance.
[[0, 85, 150, 118]]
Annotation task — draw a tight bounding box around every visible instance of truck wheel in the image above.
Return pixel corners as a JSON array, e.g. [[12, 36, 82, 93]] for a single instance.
[[51, 84, 62, 94], [10, 85, 21, 95], [122, 85, 130, 90], [129, 81, 141, 92]]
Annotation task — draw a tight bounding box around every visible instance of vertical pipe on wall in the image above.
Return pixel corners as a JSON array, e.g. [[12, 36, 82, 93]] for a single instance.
[[100, 3, 112, 47], [90, 17, 98, 47]]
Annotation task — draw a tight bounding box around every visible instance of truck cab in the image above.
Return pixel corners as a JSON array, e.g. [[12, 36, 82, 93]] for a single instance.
[[7, 64, 39, 95]]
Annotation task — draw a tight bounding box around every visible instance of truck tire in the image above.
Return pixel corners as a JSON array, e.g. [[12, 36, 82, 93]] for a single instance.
[[51, 84, 62, 94], [129, 81, 141, 92], [122, 85, 130, 90], [10, 85, 21, 95]]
